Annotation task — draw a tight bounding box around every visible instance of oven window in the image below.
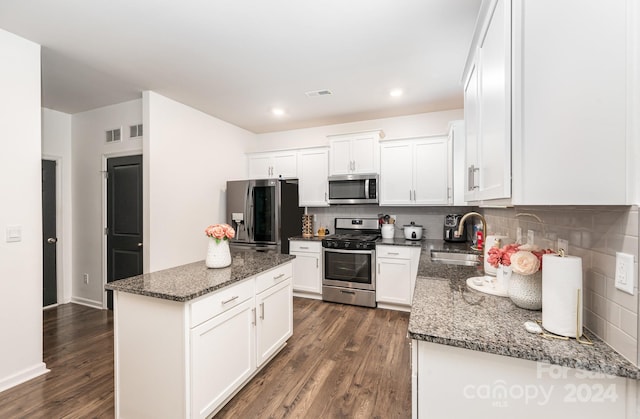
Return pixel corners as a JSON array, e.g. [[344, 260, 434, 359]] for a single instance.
[[324, 251, 372, 284], [328, 180, 366, 200]]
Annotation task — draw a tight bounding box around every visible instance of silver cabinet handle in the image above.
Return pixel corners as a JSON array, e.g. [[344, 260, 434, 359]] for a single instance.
[[137, 242, 143, 247], [467, 166, 474, 191], [273, 273, 285, 280], [260, 302, 265, 319], [378, 263, 380, 274], [252, 307, 256, 325], [316, 258, 319, 268], [325, 192, 328, 201], [409, 190, 412, 200], [47, 237, 57, 244], [221, 295, 239, 305], [300, 246, 309, 250], [414, 190, 416, 201], [387, 252, 400, 256]]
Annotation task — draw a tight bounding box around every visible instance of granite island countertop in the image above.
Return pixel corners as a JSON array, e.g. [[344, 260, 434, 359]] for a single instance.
[[409, 242, 639, 380], [105, 248, 295, 302]]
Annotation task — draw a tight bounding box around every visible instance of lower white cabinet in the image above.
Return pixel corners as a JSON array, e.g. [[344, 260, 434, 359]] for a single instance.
[[290, 240, 322, 299], [113, 262, 293, 419], [376, 245, 420, 312]]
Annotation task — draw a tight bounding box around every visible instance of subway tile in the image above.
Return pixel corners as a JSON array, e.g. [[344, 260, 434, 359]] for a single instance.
[[591, 252, 617, 278], [591, 292, 607, 318], [622, 210, 639, 237], [605, 276, 638, 313], [604, 324, 637, 365], [584, 309, 606, 339], [605, 300, 622, 328], [620, 307, 638, 339], [584, 270, 606, 296]]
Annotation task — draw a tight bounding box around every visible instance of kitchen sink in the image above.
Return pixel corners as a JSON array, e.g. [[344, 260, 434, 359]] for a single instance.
[[430, 250, 480, 266]]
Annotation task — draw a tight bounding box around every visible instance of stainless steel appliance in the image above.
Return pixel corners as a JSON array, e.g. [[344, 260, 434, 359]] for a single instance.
[[322, 217, 380, 308], [327, 174, 378, 205], [226, 179, 303, 254], [443, 213, 466, 242]]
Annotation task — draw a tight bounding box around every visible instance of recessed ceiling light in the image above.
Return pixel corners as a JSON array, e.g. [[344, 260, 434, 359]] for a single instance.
[[271, 107, 286, 116], [389, 89, 404, 97]]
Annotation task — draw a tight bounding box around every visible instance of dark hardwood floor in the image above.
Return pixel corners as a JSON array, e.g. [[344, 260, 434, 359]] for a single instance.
[[0, 298, 411, 418]]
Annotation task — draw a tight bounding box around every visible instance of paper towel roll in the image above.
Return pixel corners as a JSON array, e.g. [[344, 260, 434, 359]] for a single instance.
[[483, 235, 514, 276], [542, 254, 583, 338]]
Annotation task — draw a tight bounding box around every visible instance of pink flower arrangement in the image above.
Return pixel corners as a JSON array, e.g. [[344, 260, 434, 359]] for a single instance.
[[205, 223, 235, 243], [487, 243, 554, 275]]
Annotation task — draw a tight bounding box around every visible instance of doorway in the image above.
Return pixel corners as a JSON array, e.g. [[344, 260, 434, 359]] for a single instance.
[[42, 159, 57, 307], [106, 155, 143, 310]]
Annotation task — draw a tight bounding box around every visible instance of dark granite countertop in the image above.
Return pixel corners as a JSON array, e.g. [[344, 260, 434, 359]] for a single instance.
[[105, 248, 295, 302], [409, 249, 639, 380]]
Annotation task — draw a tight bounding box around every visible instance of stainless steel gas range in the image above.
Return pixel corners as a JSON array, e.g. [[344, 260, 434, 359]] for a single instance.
[[321, 218, 380, 308]]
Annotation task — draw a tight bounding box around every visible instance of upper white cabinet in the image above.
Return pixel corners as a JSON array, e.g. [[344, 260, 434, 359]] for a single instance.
[[380, 136, 450, 206], [328, 130, 383, 175], [448, 120, 467, 206], [297, 148, 329, 207], [462, 0, 634, 205], [247, 150, 297, 179]]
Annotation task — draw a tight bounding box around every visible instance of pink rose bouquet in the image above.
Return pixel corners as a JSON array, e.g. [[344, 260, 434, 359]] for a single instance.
[[487, 243, 554, 275], [205, 223, 235, 243]]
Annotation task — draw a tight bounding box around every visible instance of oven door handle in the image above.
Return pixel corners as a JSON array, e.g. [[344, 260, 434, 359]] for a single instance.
[[322, 248, 375, 255]]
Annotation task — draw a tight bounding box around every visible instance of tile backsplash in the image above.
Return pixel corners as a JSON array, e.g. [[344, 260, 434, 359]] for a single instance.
[[483, 206, 639, 365]]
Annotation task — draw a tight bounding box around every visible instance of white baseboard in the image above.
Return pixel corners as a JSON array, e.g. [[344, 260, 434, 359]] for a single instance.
[[71, 296, 104, 310], [0, 362, 49, 393]]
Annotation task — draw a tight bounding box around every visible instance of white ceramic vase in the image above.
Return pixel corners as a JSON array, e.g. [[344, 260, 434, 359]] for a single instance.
[[205, 238, 232, 268], [508, 271, 542, 310]]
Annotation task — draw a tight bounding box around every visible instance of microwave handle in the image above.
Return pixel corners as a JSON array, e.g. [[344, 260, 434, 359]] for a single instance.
[[364, 179, 370, 199]]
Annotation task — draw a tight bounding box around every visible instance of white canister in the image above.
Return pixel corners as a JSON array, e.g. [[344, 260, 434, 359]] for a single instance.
[[381, 224, 394, 239]]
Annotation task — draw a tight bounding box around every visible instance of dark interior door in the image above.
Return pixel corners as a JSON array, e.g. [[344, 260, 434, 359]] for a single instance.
[[42, 159, 57, 307], [107, 155, 143, 310]]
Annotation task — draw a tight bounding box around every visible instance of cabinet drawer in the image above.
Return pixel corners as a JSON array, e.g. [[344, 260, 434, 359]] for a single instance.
[[376, 245, 411, 259], [190, 279, 254, 328], [256, 263, 292, 294], [290, 241, 321, 253]]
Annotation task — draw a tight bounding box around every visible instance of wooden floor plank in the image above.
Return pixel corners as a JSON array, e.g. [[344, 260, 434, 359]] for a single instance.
[[0, 298, 411, 418]]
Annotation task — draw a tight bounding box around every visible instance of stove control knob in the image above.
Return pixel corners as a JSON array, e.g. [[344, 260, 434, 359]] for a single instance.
[[344, 241, 350, 248]]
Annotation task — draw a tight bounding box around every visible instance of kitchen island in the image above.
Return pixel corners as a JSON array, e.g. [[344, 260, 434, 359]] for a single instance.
[[409, 244, 638, 418], [106, 248, 295, 419]]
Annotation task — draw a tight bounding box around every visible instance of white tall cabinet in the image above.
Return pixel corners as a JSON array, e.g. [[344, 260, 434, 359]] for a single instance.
[[380, 137, 450, 206], [462, 0, 636, 205]]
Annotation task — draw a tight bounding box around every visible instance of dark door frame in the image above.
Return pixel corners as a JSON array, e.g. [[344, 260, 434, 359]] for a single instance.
[[42, 155, 63, 308], [102, 151, 143, 309]]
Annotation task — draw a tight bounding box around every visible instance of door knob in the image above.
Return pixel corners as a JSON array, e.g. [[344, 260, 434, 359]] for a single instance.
[[47, 237, 57, 244], [137, 242, 143, 247]]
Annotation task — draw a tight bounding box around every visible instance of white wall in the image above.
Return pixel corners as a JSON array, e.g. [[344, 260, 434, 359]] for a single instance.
[[144, 92, 253, 272], [0, 29, 48, 392], [71, 100, 142, 308], [252, 109, 463, 151], [42, 108, 73, 304]]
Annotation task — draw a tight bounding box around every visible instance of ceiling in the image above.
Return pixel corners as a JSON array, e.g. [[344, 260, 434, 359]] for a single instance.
[[0, 0, 481, 133]]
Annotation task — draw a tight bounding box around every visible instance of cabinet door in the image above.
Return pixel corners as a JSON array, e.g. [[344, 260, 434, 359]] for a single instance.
[[413, 138, 449, 205], [272, 151, 298, 179], [256, 279, 293, 366], [298, 148, 329, 207], [379, 141, 413, 206], [248, 154, 273, 179], [329, 138, 353, 175], [376, 257, 411, 306], [190, 298, 256, 418], [463, 60, 480, 202], [291, 251, 321, 294], [477, 0, 511, 201], [350, 135, 378, 174]]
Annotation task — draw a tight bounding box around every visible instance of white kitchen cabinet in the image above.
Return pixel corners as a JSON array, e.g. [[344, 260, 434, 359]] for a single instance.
[[380, 137, 450, 206], [247, 150, 297, 179], [462, 0, 634, 205], [289, 240, 322, 299], [448, 120, 466, 206], [256, 278, 293, 366], [191, 298, 255, 418], [297, 148, 329, 207], [376, 245, 420, 312], [328, 130, 383, 175]]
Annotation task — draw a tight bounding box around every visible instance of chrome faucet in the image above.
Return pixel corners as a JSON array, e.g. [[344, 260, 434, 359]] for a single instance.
[[455, 211, 487, 242]]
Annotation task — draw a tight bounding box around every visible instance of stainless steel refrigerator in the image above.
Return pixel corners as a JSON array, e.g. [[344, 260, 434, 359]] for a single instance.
[[226, 179, 303, 254]]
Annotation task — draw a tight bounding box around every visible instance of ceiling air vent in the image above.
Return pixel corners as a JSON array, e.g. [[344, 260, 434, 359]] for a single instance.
[[130, 124, 143, 138], [305, 89, 333, 97], [105, 128, 122, 143]]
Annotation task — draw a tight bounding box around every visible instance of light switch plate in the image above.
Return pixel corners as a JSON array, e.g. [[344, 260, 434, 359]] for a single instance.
[[6, 225, 22, 243], [615, 252, 635, 295]]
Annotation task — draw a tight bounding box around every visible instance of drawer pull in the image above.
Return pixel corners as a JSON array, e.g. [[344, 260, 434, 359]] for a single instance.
[[221, 295, 239, 305], [300, 246, 309, 250], [387, 252, 400, 256], [260, 302, 265, 319], [273, 273, 285, 280]]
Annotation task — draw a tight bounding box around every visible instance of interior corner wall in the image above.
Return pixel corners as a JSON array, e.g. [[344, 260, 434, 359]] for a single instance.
[[0, 29, 48, 392], [42, 108, 73, 304], [71, 99, 142, 308], [144, 91, 253, 272], [252, 109, 463, 151]]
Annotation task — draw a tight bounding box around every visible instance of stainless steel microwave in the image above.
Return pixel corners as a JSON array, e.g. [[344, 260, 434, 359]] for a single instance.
[[327, 174, 379, 204]]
